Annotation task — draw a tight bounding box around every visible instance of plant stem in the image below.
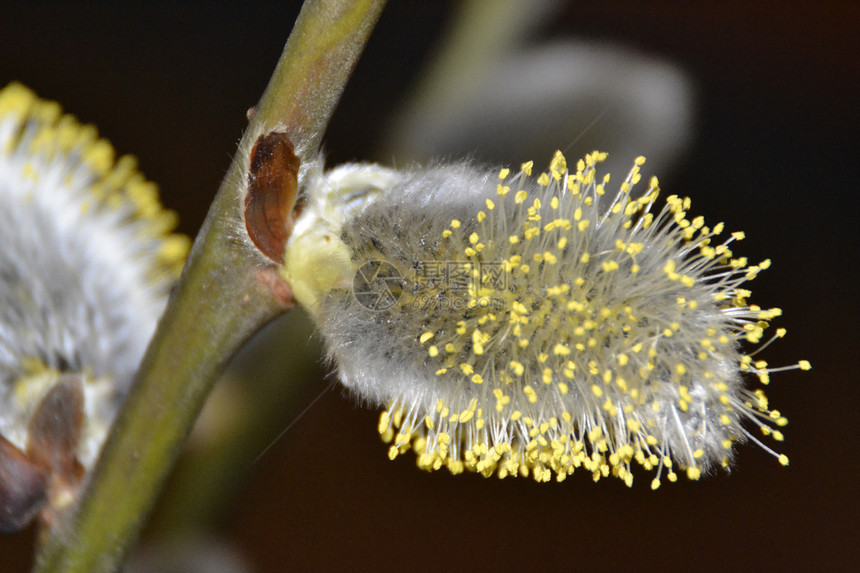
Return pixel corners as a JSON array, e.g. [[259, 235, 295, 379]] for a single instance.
[[145, 311, 322, 540], [34, 1, 385, 571]]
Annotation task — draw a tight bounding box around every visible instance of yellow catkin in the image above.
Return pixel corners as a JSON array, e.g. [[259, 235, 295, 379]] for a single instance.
[[287, 148, 806, 488]]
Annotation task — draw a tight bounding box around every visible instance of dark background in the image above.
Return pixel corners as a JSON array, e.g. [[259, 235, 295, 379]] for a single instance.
[[1, 2, 857, 571]]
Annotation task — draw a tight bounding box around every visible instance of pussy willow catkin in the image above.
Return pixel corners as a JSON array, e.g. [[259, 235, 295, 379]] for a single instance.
[[283, 151, 807, 487], [0, 83, 188, 470]]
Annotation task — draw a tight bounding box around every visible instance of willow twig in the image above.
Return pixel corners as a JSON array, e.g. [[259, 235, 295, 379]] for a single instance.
[[34, 1, 386, 571]]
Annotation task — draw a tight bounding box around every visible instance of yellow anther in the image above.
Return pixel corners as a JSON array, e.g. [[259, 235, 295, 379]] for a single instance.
[[542, 368, 553, 385], [509, 361, 525, 376]]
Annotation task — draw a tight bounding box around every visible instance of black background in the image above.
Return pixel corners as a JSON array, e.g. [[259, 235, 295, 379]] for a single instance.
[[1, 2, 857, 571]]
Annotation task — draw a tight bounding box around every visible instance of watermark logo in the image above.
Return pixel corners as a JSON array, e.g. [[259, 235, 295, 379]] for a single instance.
[[352, 260, 403, 310], [353, 259, 510, 312], [412, 261, 507, 292]]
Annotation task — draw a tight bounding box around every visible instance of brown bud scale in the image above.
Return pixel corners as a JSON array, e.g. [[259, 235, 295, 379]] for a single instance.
[[244, 131, 300, 262]]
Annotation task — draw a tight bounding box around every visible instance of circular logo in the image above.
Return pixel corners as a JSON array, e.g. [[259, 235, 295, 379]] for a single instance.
[[352, 260, 404, 310]]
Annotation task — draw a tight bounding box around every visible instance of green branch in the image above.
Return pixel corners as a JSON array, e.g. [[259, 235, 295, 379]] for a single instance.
[[33, 1, 386, 571]]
